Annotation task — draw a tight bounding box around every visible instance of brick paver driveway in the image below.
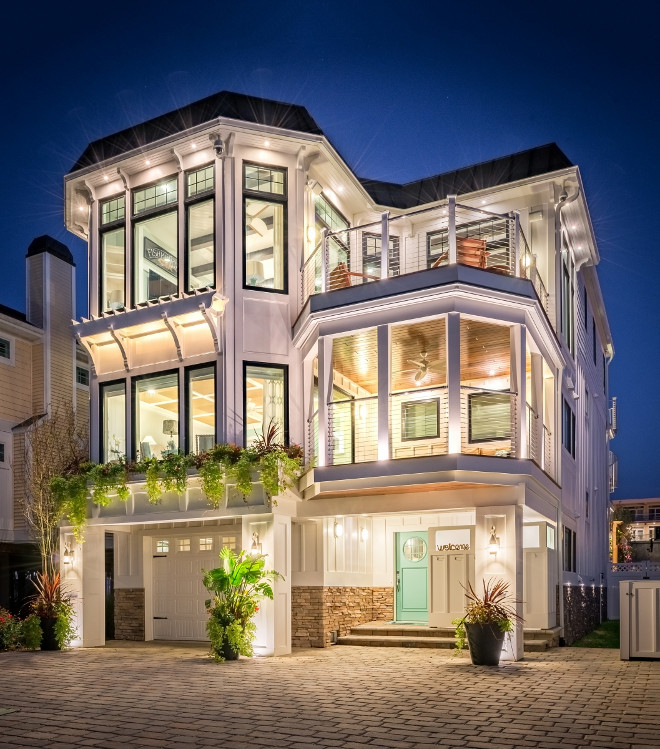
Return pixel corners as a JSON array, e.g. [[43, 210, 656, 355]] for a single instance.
[[1, 642, 659, 748]]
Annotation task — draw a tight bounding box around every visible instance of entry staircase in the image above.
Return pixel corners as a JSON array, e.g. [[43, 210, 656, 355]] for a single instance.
[[337, 621, 560, 652]]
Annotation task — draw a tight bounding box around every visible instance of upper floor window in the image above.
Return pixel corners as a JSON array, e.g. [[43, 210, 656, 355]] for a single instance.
[[186, 165, 215, 292], [560, 243, 575, 355], [243, 163, 287, 292], [134, 209, 178, 304], [186, 364, 216, 453], [563, 527, 576, 572], [101, 195, 125, 225], [316, 194, 350, 282], [133, 371, 179, 459], [0, 442, 5, 463], [0, 337, 10, 360], [362, 233, 400, 280], [592, 319, 597, 364], [76, 366, 90, 387], [100, 194, 126, 313], [562, 398, 576, 458], [101, 380, 126, 462], [133, 178, 177, 215]]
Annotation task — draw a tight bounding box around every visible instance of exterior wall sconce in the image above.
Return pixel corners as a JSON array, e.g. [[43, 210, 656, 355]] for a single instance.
[[306, 226, 316, 244], [488, 525, 500, 556], [360, 527, 369, 542], [62, 546, 74, 565], [250, 532, 262, 556], [334, 520, 344, 539]]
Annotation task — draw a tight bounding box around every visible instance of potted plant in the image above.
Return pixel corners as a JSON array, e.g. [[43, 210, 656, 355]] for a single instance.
[[203, 547, 283, 662], [31, 572, 76, 650], [453, 578, 523, 666]]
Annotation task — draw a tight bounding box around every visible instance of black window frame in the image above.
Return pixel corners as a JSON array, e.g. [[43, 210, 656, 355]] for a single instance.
[[401, 398, 440, 441], [362, 232, 400, 280], [185, 361, 217, 454], [242, 162, 288, 295], [563, 527, 577, 572], [242, 361, 289, 447], [562, 398, 576, 458], [76, 366, 90, 387], [468, 391, 512, 443], [315, 192, 351, 272], [98, 193, 127, 316], [131, 368, 180, 461], [0, 337, 10, 360], [184, 165, 215, 293], [99, 379, 127, 463]]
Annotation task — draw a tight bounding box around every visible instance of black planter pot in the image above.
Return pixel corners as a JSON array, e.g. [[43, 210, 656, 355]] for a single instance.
[[40, 617, 60, 651], [464, 621, 506, 666], [221, 641, 239, 661]]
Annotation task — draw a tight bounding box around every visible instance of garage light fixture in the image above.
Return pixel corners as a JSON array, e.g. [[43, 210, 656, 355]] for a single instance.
[[488, 526, 500, 556], [250, 532, 262, 556]]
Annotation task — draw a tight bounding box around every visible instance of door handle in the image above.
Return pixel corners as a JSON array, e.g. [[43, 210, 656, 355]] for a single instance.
[[396, 570, 401, 592]]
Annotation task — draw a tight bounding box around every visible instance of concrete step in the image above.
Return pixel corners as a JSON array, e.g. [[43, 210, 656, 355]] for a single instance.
[[337, 634, 455, 649]]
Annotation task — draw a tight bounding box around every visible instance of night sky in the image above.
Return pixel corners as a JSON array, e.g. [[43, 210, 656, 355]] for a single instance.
[[1, 2, 656, 498]]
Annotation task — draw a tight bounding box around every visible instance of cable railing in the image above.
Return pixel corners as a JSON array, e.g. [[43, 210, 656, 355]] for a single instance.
[[543, 425, 554, 479], [327, 395, 378, 466], [526, 403, 540, 465], [306, 409, 319, 466], [301, 201, 536, 306]]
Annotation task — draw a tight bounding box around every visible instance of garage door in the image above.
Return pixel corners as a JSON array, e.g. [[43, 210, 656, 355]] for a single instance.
[[152, 531, 239, 640]]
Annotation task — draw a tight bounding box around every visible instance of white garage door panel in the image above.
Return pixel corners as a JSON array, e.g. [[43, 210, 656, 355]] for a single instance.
[[152, 533, 237, 641]]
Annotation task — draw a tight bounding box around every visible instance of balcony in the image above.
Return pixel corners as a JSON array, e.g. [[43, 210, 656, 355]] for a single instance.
[[301, 199, 550, 320], [306, 387, 555, 480]]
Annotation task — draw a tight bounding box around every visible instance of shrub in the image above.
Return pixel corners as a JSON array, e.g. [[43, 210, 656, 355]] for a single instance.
[[0, 607, 42, 651]]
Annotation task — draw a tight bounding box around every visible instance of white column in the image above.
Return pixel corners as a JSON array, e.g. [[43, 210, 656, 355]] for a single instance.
[[447, 311, 461, 454], [511, 325, 527, 459], [377, 325, 390, 460], [317, 336, 333, 467], [380, 211, 390, 280]]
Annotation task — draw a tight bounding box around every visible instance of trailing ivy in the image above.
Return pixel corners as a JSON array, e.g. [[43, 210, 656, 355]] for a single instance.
[[49, 441, 304, 540]]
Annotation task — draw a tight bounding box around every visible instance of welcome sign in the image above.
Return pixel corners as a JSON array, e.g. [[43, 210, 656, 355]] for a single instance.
[[434, 527, 472, 552]]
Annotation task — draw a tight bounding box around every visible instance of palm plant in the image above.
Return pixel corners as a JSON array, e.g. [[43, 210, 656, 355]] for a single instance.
[[203, 547, 283, 661]]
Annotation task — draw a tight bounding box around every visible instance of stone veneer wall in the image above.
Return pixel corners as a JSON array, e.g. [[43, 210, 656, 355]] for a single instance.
[[562, 584, 608, 645], [292, 586, 394, 648], [114, 588, 145, 641]]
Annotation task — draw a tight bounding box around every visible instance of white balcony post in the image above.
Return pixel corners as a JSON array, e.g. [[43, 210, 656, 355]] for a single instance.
[[317, 335, 333, 467], [320, 228, 329, 293], [448, 195, 457, 265], [447, 311, 461, 454], [377, 325, 390, 460], [380, 211, 390, 280], [513, 210, 521, 277], [510, 325, 527, 459]]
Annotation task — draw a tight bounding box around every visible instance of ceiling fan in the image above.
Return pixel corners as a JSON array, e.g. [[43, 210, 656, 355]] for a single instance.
[[408, 351, 434, 382]]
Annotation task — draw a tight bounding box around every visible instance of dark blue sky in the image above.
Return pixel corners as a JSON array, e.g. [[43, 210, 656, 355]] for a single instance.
[[2, 1, 656, 498]]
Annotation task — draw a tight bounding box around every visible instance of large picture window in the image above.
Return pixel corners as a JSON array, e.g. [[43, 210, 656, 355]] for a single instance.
[[468, 392, 511, 443], [402, 399, 439, 440], [101, 380, 126, 462], [134, 210, 178, 304], [244, 363, 287, 446], [187, 364, 216, 453], [133, 371, 179, 459], [243, 163, 287, 292]]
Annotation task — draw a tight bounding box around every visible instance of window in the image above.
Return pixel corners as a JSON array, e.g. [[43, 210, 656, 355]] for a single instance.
[[187, 364, 216, 453], [468, 392, 512, 443], [199, 537, 213, 551], [76, 366, 89, 387], [133, 178, 177, 215], [156, 539, 169, 553], [563, 527, 576, 572], [177, 538, 190, 552], [562, 398, 576, 457], [0, 337, 10, 360], [583, 285, 588, 329], [133, 210, 178, 304], [585, 491, 589, 520], [427, 230, 449, 268], [592, 319, 597, 364], [101, 195, 125, 225], [315, 193, 350, 286], [402, 399, 439, 440], [133, 371, 179, 460], [362, 233, 400, 279], [244, 362, 288, 446], [101, 227, 125, 311], [0, 443, 4, 463], [186, 165, 214, 198], [100, 381, 126, 462], [560, 244, 575, 354], [186, 199, 214, 291], [243, 163, 287, 292]]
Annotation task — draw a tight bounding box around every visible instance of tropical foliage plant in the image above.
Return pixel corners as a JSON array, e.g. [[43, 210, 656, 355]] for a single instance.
[[452, 578, 523, 653], [31, 572, 76, 649], [203, 547, 283, 662]]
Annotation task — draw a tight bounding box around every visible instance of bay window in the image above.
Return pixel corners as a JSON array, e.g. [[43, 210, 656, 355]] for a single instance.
[[243, 163, 287, 292]]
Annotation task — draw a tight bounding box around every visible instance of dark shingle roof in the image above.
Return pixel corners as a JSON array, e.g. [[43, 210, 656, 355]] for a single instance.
[[26, 235, 75, 266], [0, 302, 27, 323], [359, 143, 573, 209], [70, 91, 323, 172]]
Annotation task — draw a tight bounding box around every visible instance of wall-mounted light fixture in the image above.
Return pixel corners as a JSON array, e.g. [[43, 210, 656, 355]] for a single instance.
[[360, 527, 369, 542], [62, 546, 74, 565], [211, 292, 229, 315], [334, 520, 344, 539], [488, 525, 500, 556], [306, 226, 316, 244], [250, 532, 262, 556]]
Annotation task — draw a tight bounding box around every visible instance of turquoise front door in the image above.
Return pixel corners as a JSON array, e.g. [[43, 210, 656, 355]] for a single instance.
[[395, 531, 429, 622]]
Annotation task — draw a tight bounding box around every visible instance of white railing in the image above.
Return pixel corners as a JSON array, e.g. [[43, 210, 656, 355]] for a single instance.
[[526, 403, 540, 465]]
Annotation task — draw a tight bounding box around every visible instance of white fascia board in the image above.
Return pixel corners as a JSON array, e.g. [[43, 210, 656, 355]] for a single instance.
[[0, 315, 43, 341]]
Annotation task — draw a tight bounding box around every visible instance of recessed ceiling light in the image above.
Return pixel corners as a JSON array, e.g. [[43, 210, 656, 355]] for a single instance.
[[264, 140, 270, 147], [481, 199, 486, 204], [145, 159, 151, 166], [103, 175, 109, 182], [337, 185, 344, 193], [191, 142, 197, 149]]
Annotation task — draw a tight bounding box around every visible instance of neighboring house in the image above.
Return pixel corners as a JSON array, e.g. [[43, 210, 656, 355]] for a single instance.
[[0, 236, 89, 611], [63, 91, 614, 655]]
